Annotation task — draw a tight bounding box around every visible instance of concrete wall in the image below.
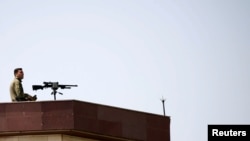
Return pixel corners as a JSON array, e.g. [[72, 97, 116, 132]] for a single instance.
[[63, 135, 98, 141], [0, 100, 170, 141], [0, 134, 98, 141]]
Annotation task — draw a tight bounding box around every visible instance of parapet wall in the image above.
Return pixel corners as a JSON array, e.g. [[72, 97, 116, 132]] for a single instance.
[[0, 100, 170, 141]]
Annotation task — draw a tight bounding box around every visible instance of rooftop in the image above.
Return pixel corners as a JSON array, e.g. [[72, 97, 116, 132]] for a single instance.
[[0, 100, 170, 141]]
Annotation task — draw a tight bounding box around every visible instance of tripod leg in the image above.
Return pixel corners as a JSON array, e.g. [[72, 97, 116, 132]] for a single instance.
[[52, 90, 57, 100]]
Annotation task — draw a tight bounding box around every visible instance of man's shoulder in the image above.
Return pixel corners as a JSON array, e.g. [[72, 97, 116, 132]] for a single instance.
[[11, 78, 20, 84]]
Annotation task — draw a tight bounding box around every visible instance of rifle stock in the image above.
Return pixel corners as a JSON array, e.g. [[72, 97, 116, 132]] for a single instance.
[[32, 85, 44, 90]]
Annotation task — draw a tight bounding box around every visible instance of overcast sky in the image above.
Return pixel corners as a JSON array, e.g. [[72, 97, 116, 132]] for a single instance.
[[1, 0, 250, 141]]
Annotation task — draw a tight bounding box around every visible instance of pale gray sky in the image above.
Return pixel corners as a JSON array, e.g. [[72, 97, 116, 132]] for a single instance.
[[1, 0, 250, 141]]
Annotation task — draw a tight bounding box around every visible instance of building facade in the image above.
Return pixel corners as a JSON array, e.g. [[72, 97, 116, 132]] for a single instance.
[[0, 100, 170, 141]]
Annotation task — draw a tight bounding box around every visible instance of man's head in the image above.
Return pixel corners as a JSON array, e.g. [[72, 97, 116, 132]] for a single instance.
[[14, 68, 24, 79]]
